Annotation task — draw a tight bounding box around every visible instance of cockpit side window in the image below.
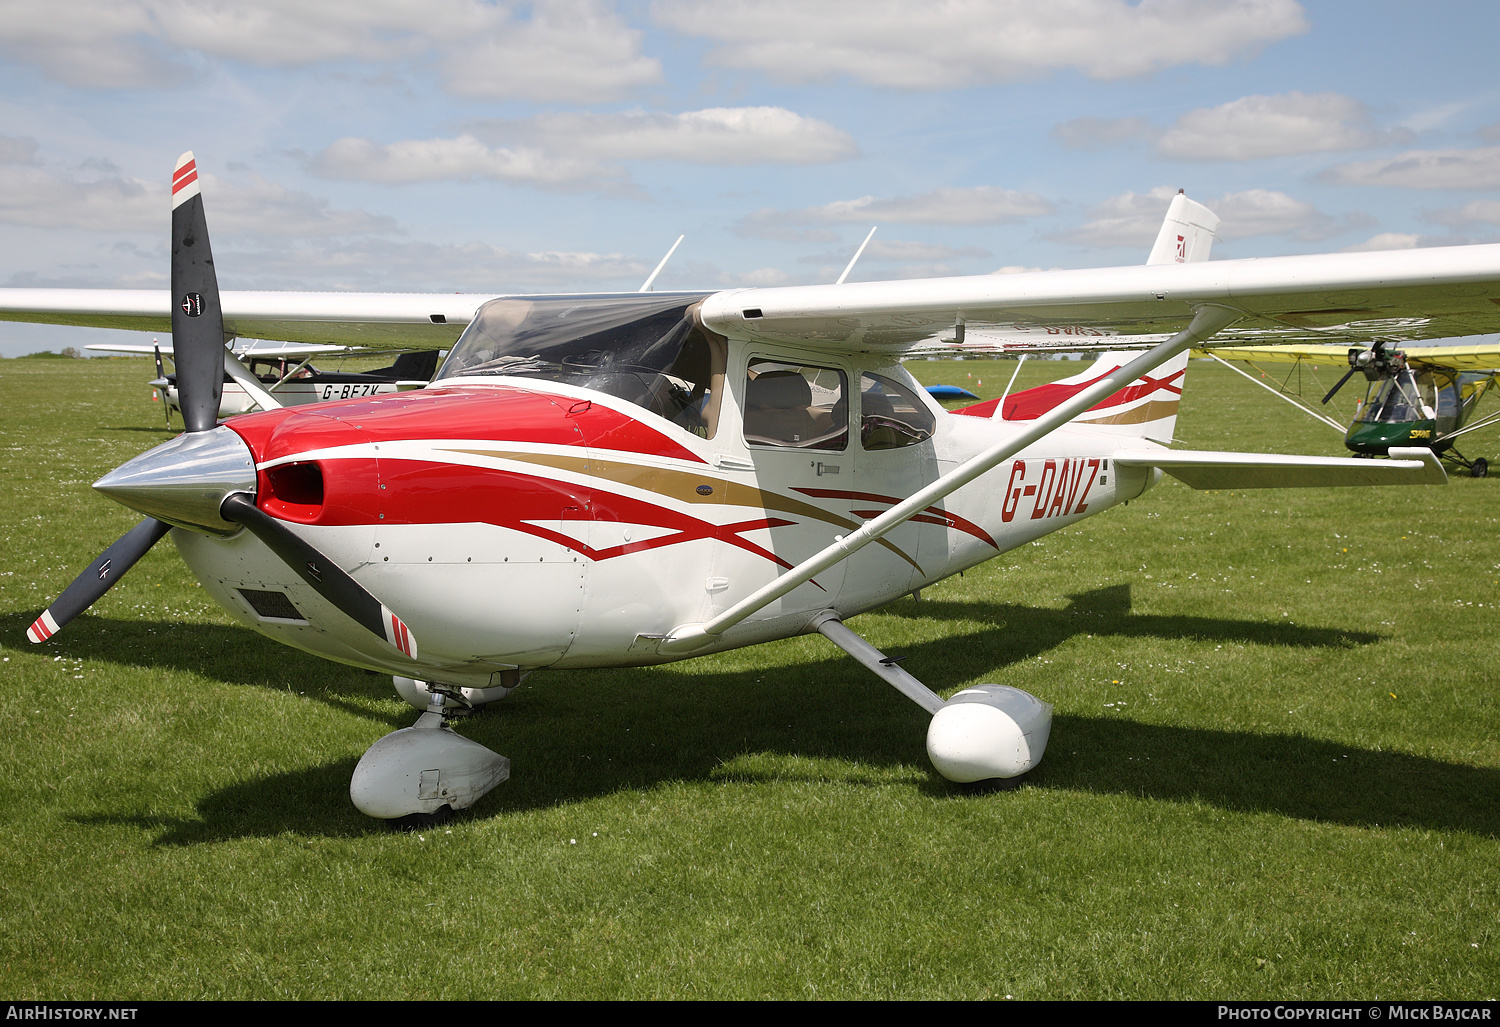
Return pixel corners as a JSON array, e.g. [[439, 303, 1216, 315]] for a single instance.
[[743, 359, 848, 450], [860, 371, 936, 450]]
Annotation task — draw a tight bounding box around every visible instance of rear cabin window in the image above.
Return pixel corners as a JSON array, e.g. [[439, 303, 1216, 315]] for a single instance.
[[743, 359, 848, 450]]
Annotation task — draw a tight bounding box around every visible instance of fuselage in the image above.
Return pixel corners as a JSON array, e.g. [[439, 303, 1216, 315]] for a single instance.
[[172, 339, 1161, 690], [154, 368, 425, 418]]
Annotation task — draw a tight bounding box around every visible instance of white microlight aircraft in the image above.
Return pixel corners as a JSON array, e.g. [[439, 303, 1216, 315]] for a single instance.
[[8, 155, 1499, 826], [83, 340, 440, 421]]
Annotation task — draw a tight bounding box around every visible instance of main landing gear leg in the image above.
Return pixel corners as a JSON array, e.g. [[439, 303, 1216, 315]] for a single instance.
[[1444, 445, 1489, 478], [393, 674, 520, 714], [810, 611, 1053, 785], [350, 688, 510, 826]]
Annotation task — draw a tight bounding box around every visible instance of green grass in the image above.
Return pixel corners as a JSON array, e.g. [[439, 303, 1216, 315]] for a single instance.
[[0, 355, 1496, 999]]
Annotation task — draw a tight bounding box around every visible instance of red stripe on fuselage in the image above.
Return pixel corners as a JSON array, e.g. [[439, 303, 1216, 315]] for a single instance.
[[793, 486, 998, 549], [226, 384, 705, 465], [953, 368, 1184, 420]]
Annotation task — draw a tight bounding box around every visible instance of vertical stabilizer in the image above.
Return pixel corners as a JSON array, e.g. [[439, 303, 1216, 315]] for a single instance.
[[1146, 190, 1219, 265]]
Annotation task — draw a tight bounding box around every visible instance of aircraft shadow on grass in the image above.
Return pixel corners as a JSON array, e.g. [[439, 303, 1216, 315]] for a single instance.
[[15, 585, 1497, 844]]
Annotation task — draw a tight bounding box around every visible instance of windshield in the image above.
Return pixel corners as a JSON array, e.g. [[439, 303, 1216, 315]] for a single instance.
[[1356, 370, 1436, 424], [440, 293, 724, 436]]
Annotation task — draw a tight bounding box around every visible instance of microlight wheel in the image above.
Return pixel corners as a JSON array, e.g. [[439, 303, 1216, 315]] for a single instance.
[[1472, 458, 1489, 478]]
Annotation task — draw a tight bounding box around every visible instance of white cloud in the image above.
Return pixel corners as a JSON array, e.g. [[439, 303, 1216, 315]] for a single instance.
[[0, 164, 161, 232], [1057, 186, 1181, 247], [1427, 200, 1500, 228], [1157, 92, 1394, 160], [1056, 93, 1401, 160], [864, 239, 991, 261], [0, 160, 396, 238], [1060, 186, 1348, 247], [1322, 147, 1500, 190], [472, 107, 857, 165], [653, 0, 1308, 87], [314, 107, 854, 191], [440, 1, 662, 102], [309, 136, 622, 189], [797, 238, 991, 266], [732, 267, 793, 287], [1211, 188, 1334, 239], [738, 187, 1052, 239], [0, 135, 39, 165], [0, 0, 660, 101], [203, 175, 399, 237], [806, 188, 1053, 225], [1341, 233, 1421, 252]]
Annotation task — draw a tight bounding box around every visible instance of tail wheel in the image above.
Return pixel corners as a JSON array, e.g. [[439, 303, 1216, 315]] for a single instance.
[[1472, 457, 1489, 478]]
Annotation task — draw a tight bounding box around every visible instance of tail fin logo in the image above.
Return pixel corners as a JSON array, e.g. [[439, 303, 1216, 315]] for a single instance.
[[1175, 234, 1186, 262]]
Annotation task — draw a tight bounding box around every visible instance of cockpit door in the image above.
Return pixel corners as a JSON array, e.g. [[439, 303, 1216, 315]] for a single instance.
[[707, 353, 854, 622]]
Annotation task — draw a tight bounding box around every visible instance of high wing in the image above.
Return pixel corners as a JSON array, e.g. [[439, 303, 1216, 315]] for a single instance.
[[696, 244, 1500, 352], [0, 288, 494, 349], [1197, 341, 1500, 372], [6, 243, 1500, 352]]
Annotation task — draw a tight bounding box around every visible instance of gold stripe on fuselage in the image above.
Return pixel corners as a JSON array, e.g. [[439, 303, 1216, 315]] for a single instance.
[[444, 448, 924, 572]]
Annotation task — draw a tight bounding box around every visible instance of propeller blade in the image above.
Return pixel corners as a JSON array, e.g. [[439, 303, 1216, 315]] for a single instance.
[[219, 493, 418, 659], [153, 342, 171, 425], [27, 517, 172, 643], [1322, 366, 1359, 405], [169, 152, 225, 434]]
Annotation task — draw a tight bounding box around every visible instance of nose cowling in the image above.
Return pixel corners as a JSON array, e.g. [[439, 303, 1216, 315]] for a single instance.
[[92, 424, 256, 535]]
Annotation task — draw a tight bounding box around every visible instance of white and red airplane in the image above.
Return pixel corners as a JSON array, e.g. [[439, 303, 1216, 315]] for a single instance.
[[6, 156, 1496, 825]]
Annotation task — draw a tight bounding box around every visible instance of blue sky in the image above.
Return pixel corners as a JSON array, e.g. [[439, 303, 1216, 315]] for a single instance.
[[3, 0, 1499, 356]]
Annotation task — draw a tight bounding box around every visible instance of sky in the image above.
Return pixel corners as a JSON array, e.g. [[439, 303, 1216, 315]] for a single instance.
[[2, 0, 1499, 356]]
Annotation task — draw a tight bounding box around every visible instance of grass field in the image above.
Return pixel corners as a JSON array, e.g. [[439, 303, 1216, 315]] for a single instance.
[[1, 354, 1496, 999]]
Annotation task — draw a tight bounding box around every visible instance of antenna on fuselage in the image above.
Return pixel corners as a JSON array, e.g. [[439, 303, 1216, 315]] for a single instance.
[[836, 226, 877, 285], [999, 354, 1028, 417], [639, 235, 684, 292]]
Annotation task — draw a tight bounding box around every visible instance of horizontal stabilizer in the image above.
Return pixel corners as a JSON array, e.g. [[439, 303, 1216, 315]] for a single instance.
[[1113, 446, 1447, 489]]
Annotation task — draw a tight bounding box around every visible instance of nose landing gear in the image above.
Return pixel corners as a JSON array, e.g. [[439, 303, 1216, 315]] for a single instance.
[[350, 688, 510, 825]]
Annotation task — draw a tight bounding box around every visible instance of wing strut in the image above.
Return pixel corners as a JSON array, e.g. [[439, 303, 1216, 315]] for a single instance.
[[222, 346, 284, 411], [1203, 352, 1346, 433], [659, 303, 1243, 654]]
